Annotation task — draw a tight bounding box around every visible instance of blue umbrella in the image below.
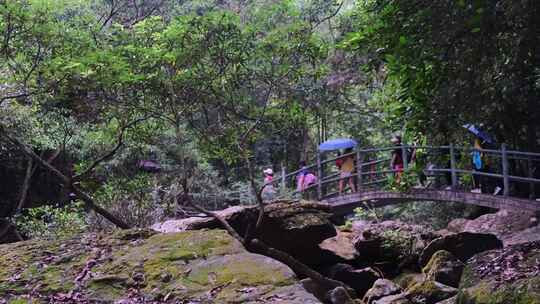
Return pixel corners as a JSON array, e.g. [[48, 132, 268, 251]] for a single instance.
[[319, 138, 358, 151], [463, 124, 495, 144]]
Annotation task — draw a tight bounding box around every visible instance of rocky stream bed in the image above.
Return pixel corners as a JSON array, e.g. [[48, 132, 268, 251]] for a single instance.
[[1, 202, 539, 304]]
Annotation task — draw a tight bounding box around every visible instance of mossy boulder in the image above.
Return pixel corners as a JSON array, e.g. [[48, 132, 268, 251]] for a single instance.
[[423, 250, 465, 287], [326, 264, 381, 297], [363, 279, 402, 304], [419, 232, 502, 267], [0, 228, 321, 303], [406, 280, 457, 304], [394, 272, 425, 290], [456, 241, 540, 304], [352, 220, 439, 275], [154, 202, 338, 267]]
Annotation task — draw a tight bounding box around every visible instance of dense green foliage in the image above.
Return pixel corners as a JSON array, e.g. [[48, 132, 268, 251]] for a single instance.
[[343, 0, 540, 148]]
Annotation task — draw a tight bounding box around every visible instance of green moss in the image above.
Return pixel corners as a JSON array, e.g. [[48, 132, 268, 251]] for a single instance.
[[8, 298, 40, 304], [423, 250, 455, 274], [458, 278, 540, 304], [139, 229, 240, 260], [458, 265, 478, 289], [407, 280, 457, 303], [87, 279, 127, 301], [0, 229, 301, 303], [187, 255, 295, 287], [113, 228, 156, 240], [394, 272, 425, 290], [0, 238, 88, 298]]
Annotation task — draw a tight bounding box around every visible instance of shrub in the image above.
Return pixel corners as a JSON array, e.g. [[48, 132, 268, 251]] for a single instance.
[[14, 203, 88, 240], [89, 174, 164, 231]]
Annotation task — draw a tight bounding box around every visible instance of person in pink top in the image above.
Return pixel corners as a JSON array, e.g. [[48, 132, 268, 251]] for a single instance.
[[297, 161, 317, 192]]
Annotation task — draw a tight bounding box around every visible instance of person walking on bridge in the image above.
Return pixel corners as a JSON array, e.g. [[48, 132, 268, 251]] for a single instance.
[[390, 136, 405, 183], [297, 161, 317, 192], [339, 148, 356, 195], [262, 168, 276, 201], [471, 138, 486, 193]]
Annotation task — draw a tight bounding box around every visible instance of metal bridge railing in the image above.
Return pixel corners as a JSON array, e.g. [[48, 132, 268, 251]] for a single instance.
[[266, 145, 540, 202]]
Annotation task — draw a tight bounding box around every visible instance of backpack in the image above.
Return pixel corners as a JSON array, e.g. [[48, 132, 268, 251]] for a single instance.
[[472, 151, 483, 170]]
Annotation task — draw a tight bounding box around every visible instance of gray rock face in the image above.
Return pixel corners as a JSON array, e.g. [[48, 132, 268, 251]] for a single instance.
[[327, 263, 380, 297], [328, 286, 357, 304], [433, 296, 456, 304], [373, 293, 412, 304], [406, 280, 457, 304], [319, 229, 357, 261], [442, 210, 539, 246], [394, 273, 425, 290], [419, 232, 503, 266], [457, 241, 540, 304], [363, 279, 402, 304], [422, 250, 465, 288]]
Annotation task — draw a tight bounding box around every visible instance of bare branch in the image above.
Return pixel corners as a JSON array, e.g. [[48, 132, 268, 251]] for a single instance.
[[312, 1, 345, 30], [73, 117, 148, 181], [184, 195, 245, 245]]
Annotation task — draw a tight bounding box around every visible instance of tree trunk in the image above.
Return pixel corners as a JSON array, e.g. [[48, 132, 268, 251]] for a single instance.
[[0, 130, 131, 229], [15, 156, 33, 214]]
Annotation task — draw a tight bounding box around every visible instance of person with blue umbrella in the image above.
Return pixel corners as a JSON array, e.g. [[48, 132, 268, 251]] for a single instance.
[[463, 124, 500, 194], [319, 138, 358, 195], [318, 138, 359, 152]]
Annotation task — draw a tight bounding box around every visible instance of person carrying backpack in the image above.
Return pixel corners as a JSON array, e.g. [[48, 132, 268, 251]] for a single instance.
[[471, 138, 485, 193]]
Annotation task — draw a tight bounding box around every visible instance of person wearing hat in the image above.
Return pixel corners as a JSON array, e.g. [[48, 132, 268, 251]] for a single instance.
[[390, 135, 404, 183], [262, 168, 276, 201]]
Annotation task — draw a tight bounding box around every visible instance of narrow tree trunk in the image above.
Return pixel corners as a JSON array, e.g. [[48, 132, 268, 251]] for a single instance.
[[1, 130, 130, 229], [15, 156, 34, 215]]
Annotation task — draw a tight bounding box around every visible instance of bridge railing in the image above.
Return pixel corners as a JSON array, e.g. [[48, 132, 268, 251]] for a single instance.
[[267, 144, 540, 202]]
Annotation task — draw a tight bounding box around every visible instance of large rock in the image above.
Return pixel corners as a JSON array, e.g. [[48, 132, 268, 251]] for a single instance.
[[0, 222, 21, 244], [328, 286, 362, 304], [503, 225, 540, 246], [406, 280, 457, 304], [373, 293, 412, 304], [300, 279, 359, 304], [153, 202, 337, 266], [353, 221, 439, 275], [320, 229, 358, 262], [0, 229, 321, 303], [419, 232, 502, 266], [363, 279, 402, 304], [443, 210, 539, 246], [457, 241, 540, 304], [394, 272, 426, 290], [422, 250, 465, 288], [327, 264, 380, 297], [446, 218, 469, 233], [434, 296, 456, 304]]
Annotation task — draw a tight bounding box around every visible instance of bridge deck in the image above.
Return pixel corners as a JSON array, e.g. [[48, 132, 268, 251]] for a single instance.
[[320, 189, 540, 216]]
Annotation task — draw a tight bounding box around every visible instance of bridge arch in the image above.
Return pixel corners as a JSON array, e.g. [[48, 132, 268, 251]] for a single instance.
[[320, 189, 540, 216]]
